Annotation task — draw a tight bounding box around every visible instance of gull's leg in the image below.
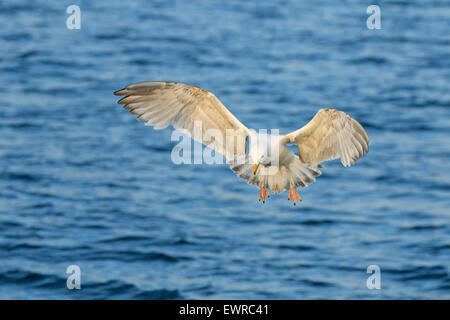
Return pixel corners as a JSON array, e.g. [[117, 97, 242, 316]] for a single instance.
[[264, 185, 269, 199], [288, 184, 302, 205], [258, 180, 270, 203], [259, 185, 269, 203]]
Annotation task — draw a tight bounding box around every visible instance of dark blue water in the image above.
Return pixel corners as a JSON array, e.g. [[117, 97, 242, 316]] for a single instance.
[[0, 0, 449, 299]]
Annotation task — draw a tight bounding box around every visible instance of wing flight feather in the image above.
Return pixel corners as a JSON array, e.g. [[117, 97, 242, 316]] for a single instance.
[[115, 82, 249, 161], [283, 108, 369, 167]]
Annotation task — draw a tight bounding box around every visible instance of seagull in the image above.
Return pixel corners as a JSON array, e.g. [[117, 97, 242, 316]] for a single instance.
[[114, 81, 369, 205]]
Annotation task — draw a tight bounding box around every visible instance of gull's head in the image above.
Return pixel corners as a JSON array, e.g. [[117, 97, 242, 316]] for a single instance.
[[249, 129, 279, 174], [252, 154, 272, 173]]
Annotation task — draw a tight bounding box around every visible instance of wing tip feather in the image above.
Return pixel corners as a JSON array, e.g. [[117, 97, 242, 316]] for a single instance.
[[114, 89, 127, 96]]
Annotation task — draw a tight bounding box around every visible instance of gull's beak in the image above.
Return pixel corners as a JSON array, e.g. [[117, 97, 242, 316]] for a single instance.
[[253, 164, 260, 175]]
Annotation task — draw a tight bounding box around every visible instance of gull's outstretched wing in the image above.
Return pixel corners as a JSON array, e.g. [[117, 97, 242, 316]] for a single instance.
[[115, 81, 250, 161], [282, 108, 369, 167]]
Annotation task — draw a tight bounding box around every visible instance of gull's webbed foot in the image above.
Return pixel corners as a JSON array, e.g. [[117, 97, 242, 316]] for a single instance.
[[259, 185, 270, 203], [288, 185, 302, 205]]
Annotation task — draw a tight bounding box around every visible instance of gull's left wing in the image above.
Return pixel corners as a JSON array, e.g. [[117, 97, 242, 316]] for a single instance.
[[281, 108, 369, 167], [114, 81, 250, 162]]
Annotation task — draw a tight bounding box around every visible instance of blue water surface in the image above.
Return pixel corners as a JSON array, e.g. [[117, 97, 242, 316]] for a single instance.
[[0, 0, 449, 299]]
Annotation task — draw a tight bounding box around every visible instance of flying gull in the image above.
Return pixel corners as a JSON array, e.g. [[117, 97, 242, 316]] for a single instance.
[[114, 81, 369, 205]]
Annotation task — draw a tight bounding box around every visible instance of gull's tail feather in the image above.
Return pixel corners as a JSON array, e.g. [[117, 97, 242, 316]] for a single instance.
[[230, 158, 321, 193]]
